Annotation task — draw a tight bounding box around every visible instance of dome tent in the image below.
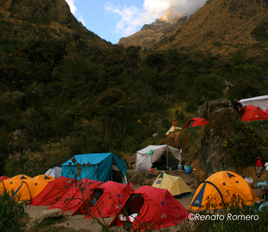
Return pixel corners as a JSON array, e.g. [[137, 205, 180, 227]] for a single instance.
[[182, 117, 208, 129], [0, 175, 31, 197], [152, 173, 192, 196], [83, 181, 135, 218], [48, 178, 102, 213], [45, 167, 62, 178], [12, 175, 54, 201], [109, 186, 189, 231], [29, 176, 75, 206], [189, 171, 259, 210], [239, 105, 268, 121]]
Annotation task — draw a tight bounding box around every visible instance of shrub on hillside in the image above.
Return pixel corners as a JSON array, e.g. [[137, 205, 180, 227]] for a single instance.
[[0, 191, 26, 231]]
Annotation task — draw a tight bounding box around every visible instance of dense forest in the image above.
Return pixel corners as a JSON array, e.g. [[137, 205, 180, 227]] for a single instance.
[[1, 0, 268, 177]]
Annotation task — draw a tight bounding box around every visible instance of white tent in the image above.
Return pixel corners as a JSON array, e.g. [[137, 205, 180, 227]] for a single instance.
[[239, 95, 268, 111], [135, 145, 182, 172], [45, 167, 62, 178]]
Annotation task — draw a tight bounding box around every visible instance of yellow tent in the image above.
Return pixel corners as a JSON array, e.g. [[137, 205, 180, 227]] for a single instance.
[[152, 173, 192, 196], [189, 171, 259, 210], [0, 175, 31, 196], [13, 175, 55, 201]]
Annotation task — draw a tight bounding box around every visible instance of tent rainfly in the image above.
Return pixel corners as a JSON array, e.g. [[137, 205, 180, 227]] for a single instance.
[[61, 153, 127, 183], [240, 105, 268, 121], [135, 145, 182, 172], [45, 167, 62, 178], [182, 117, 208, 129], [152, 173, 192, 196], [239, 95, 268, 112], [189, 171, 259, 210]]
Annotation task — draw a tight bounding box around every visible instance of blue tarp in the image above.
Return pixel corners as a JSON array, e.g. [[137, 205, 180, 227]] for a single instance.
[[61, 153, 127, 182]]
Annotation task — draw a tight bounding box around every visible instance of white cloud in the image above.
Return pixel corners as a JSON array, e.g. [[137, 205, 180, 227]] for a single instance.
[[105, 0, 206, 38], [65, 0, 77, 15], [65, 0, 86, 26]]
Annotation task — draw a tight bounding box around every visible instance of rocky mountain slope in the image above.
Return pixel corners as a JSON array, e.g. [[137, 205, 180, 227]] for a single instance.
[[0, 0, 109, 48], [118, 6, 189, 50], [156, 0, 268, 58], [118, 0, 268, 58]]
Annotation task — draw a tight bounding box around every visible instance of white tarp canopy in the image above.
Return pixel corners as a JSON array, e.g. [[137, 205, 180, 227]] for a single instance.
[[135, 144, 182, 172], [239, 95, 268, 111]]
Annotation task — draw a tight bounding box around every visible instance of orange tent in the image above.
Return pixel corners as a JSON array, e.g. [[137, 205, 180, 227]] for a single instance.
[[13, 175, 54, 201], [0, 175, 31, 196], [189, 171, 259, 210]]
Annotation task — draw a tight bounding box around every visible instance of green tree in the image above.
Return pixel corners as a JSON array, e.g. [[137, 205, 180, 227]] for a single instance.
[[228, 79, 260, 100], [193, 74, 225, 101]]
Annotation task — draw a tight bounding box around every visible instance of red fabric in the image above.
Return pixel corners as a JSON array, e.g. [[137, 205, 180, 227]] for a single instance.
[[256, 159, 263, 167], [109, 186, 190, 231], [28, 177, 75, 206], [240, 105, 268, 122], [265, 108, 268, 115], [48, 179, 102, 212], [0, 176, 10, 181], [182, 117, 208, 129], [84, 181, 134, 219]]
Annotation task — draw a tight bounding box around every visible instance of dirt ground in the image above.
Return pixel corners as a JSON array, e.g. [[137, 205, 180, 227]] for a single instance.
[[23, 171, 263, 232]]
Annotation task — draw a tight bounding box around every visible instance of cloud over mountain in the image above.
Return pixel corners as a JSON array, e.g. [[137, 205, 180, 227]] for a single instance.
[[105, 0, 206, 37]]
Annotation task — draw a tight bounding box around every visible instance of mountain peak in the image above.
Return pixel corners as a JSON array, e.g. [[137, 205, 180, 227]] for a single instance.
[[118, 7, 189, 50]]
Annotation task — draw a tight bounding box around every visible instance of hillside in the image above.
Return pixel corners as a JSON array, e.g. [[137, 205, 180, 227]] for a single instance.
[[118, 13, 189, 50], [155, 0, 268, 58], [0, 0, 268, 180], [0, 0, 110, 49]]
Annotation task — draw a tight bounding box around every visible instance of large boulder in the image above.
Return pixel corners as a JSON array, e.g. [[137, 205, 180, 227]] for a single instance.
[[199, 108, 240, 176], [37, 209, 66, 223], [197, 98, 231, 120]]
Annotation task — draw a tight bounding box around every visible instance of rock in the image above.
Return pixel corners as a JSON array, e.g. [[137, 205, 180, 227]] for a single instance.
[[197, 98, 231, 120], [199, 108, 241, 176], [37, 209, 66, 224]]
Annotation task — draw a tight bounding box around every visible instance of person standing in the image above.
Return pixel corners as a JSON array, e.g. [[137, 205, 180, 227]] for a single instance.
[[231, 99, 240, 113], [255, 152, 265, 178]]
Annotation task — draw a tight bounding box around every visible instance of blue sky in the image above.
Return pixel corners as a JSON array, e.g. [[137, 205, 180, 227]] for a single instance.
[[65, 0, 206, 44]]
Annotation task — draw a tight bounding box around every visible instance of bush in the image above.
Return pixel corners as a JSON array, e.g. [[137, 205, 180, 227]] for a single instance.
[[0, 191, 26, 231]]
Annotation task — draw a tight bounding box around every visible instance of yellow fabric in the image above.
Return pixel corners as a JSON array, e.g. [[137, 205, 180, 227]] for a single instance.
[[152, 173, 192, 196], [189, 171, 259, 210], [0, 175, 31, 196], [14, 175, 55, 201]]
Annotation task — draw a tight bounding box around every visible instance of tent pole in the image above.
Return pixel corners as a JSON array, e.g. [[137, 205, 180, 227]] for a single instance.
[[167, 146, 168, 170]]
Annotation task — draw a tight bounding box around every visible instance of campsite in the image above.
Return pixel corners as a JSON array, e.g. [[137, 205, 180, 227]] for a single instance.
[[13, 169, 266, 232], [2, 1, 268, 231]]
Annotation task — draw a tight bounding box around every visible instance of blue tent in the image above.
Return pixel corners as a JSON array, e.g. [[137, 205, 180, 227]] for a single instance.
[[61, 153, 127, 182]]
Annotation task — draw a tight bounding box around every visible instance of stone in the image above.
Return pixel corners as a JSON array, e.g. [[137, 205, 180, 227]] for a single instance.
[[37, 208, 66, 224], [197, 98, 231, 120]]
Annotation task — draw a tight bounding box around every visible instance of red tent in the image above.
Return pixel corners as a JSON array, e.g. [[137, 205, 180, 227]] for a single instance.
[[240, 105, 268, 121], [48, 178, 102, 212], [109, 186, 189, 231], [0, 176, 10, 181], [83, 181, 134, 219], [265, 108, 268, 115], [28, 176, 75, 206], [182, 117, 208, 129]]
